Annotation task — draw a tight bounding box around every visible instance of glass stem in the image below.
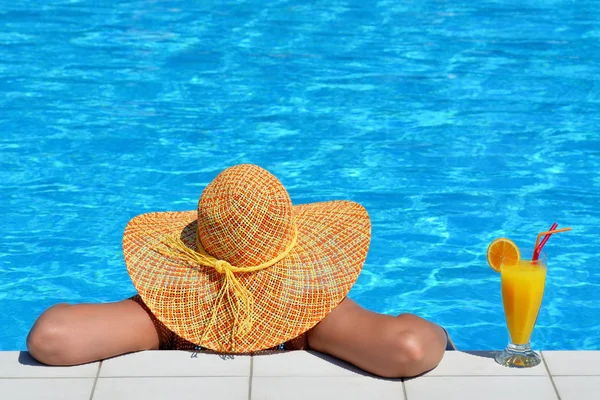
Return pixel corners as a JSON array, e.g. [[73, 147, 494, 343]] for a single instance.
[[507, 342, 532, 354]]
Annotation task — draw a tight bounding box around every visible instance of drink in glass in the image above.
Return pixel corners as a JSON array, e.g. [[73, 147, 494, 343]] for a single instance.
[[495, 253, 547, 367]]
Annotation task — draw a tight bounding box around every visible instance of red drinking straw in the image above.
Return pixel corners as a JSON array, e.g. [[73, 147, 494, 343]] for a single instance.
[[533, 223, 558, 260], [532, 223, 572, 261]]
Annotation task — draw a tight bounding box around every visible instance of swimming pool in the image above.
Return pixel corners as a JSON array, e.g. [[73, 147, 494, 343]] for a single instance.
[[1, 0, 599, 351]]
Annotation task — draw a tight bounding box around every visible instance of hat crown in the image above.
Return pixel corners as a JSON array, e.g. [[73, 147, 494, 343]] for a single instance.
[[197, 164, 294, 267]]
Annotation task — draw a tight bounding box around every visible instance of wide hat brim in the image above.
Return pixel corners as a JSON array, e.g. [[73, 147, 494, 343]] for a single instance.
[[123, 200, 371, 353]]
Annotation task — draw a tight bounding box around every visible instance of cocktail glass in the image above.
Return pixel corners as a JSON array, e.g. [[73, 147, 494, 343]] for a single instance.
[[495, 253, 547, 368]]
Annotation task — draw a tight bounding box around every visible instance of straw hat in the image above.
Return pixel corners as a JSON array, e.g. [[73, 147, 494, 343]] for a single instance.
[[123, 164, 371, 353]]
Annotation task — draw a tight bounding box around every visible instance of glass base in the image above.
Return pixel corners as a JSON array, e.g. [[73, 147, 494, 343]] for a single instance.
[[495, 342, 542, 368]]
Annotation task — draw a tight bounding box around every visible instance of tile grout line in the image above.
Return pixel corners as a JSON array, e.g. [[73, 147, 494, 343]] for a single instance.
[[5, 373, 594, 379], [247, 356, 254, 400], [0, 377, 95, 380], [88, 360, 102, 400], [541, 352, 561, 400], [401, 378, 408, 400]]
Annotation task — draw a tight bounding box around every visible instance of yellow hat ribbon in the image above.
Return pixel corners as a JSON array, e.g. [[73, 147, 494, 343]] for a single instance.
[[155, 226, 298, 350]]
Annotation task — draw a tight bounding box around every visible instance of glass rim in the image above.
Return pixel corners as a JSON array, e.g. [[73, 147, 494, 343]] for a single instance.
[[530, 251, 548, 268]]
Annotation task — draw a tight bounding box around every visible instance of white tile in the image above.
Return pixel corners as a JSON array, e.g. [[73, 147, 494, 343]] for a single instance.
[[251, 377, 404, 400], [99, 350, 251, 377], [0, 351, 99, 378], [93, 377, 248, 400], [404, 376, 558, 400], [0, 378, 95, 400], [252, 350, 370, 377], [553, 376, 600, 400], [423, 350, 548, 376], [543, 351, 600, 376]]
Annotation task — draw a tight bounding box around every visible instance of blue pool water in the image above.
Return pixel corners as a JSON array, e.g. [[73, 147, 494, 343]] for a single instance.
[[1, 1, 599, 352]]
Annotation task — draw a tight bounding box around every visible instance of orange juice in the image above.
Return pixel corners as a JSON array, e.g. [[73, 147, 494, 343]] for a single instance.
[[501, 260, 547, 345]]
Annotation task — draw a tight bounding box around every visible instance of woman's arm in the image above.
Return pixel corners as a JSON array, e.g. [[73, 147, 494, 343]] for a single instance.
[[307, 297, 448, 378], [26, 298, 160, 366]]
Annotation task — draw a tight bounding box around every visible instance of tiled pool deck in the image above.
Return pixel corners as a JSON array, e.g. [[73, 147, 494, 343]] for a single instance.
[[0, 350, 598, 399]]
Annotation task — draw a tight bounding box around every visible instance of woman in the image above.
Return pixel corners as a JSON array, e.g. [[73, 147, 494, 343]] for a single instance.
[[26, 164, 451, 378]]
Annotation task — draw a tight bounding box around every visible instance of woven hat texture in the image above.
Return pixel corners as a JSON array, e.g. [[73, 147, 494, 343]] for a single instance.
[[123, 164, 371, 353]]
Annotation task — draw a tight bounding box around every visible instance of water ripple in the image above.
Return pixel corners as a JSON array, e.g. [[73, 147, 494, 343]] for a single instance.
[[1, 0, 599, 351]]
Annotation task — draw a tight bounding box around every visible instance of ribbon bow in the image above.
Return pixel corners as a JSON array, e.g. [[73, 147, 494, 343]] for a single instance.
[[156, 227, 297, 350]]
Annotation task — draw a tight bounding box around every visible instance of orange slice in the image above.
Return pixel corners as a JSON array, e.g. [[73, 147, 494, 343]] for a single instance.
[[487, 238, 520, 272]]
